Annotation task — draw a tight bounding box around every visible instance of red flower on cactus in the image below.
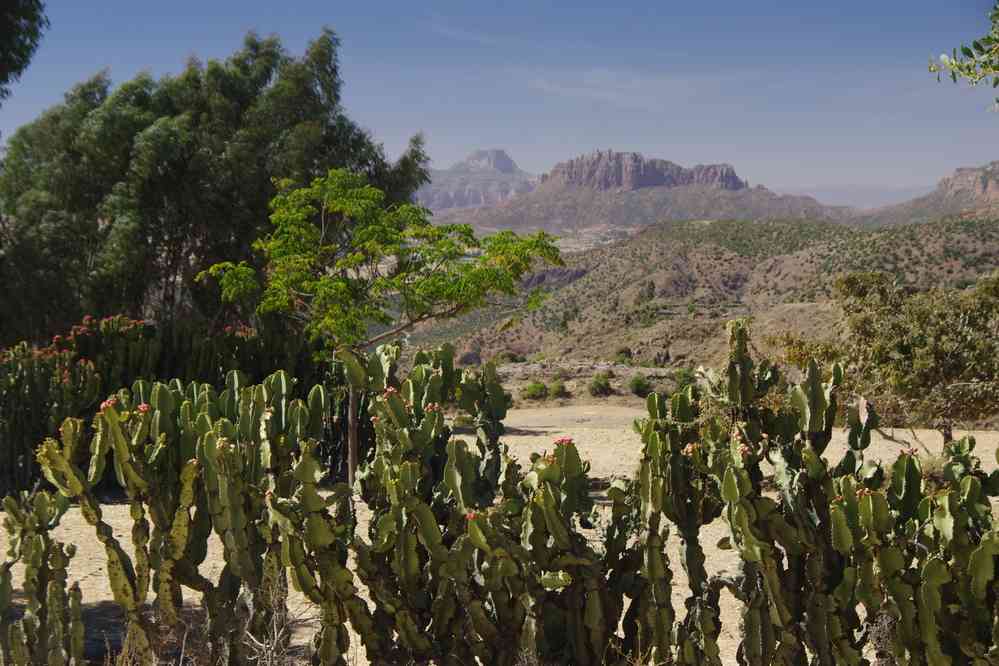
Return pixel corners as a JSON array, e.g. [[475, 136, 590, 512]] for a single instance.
[[82, 315, 95, 325], [370, 415, 380, 424], [137, 403, 151, 414], [100, 397, 118, 412], [465, 511, 478, 521], [424, 402, 440, 413], [382, 386, 398, 399], [554, 436, 574, 447], [902, 447, 919, 457]]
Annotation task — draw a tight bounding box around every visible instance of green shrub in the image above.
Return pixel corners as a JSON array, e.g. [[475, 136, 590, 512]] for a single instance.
[[614, 346, 633, 364], [628, 374, 652, 397], [521, 380, 549, 400], [549, 379, 570, 399], [493, 350, 526, 364], [588, 372, 613, 397]]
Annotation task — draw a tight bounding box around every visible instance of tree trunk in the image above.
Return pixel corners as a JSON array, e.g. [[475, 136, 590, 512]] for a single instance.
[[940, 422, 954, 446], [347, 386, 359, 487]]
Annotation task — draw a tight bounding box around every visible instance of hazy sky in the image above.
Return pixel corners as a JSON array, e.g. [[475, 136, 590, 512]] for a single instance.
[[4, 0, 999, 196]]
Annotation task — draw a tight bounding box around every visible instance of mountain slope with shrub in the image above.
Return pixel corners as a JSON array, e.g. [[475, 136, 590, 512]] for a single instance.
[[854, 162, 999, 226], [434, 216, 999, 367]]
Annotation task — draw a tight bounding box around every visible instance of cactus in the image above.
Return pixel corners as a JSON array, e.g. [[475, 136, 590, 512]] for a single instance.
[[631, 387, 724, 664], [21, 324, 999, 665], [0, 488, 85, 666], [35, 371, 333, 664], [38, 418, 158, 663]]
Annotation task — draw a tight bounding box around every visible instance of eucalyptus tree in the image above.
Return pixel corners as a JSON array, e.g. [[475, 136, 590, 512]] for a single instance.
[[0, 0, 48, 108], [0, 29, 428, 345]]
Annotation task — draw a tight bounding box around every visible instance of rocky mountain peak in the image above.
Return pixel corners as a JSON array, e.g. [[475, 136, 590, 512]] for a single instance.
[[539, 150, 748, 192], [453, 149, 519, 174], [939, 162, 999, 205], [416, 149, 535, 212]]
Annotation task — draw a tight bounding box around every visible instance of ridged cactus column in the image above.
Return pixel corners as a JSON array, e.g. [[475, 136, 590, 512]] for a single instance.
[[0, 489, 85, 666]]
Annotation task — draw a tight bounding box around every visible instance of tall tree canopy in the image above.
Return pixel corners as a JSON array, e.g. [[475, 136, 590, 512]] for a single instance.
[[0, 0, 48, 106], [0, 29, 429, 346]]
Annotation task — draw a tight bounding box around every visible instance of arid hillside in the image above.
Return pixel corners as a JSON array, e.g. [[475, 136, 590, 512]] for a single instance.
[[413, 216, 999, 368]]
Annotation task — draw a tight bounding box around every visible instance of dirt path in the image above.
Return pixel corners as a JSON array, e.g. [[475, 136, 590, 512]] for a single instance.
[[4, 404, 996, 663]]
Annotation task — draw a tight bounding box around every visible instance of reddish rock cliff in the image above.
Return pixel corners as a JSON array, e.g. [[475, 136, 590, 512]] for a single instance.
[[540, 150, 747, 192]]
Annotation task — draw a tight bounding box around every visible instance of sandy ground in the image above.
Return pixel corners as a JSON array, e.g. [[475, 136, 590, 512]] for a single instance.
[[3, 404, 996, 664]]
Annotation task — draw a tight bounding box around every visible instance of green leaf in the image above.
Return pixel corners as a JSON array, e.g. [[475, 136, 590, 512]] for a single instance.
[[541, 570, 573, 590]]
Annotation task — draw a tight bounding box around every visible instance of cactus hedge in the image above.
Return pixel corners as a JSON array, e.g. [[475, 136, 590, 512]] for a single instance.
[[0, 314, 334, 496], [5, 320, 999, 664]]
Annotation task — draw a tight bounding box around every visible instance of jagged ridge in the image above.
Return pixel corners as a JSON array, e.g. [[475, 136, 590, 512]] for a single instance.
[[539, 149, 747, 192]]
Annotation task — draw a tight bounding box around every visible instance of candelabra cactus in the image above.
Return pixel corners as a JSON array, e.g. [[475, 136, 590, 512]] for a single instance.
[[0, 488, 85, 666], [23, 322, 999, 665], [631, 387, 725, 665], [37, 414, 159, 662], [266, 440, 390, 665], [36, 371, 334, 664], [516, 436, 631, 666]]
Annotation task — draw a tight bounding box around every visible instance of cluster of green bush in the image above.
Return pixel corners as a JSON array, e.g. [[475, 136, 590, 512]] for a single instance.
[[521, 378, 571, 401]]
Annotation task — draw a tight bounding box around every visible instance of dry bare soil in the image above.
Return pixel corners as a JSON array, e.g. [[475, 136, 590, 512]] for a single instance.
[[4, 403, 994, 664]]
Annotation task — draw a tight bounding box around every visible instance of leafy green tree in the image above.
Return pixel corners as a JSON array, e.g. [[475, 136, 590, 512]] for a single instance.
[[201, 168, 561, 482], [834, 271, 999, 444], [0, 29, 428, 346], [0, 0, 49, 107], [930, 2, 999, 95]]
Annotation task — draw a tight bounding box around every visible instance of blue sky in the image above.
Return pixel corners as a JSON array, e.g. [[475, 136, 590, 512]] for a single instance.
[[3, 0, 999, 201]]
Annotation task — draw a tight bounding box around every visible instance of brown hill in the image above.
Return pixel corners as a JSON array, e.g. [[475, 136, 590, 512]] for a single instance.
[[856, 162, 999, 226], [411, 216, 999, 369]]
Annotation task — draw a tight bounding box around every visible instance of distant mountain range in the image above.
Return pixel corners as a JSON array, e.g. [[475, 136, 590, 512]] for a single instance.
[[421, 149, 999, 240], [416, 149, 536, 211], [433, 150, 852, 240], [409, 149, 999, 368]]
